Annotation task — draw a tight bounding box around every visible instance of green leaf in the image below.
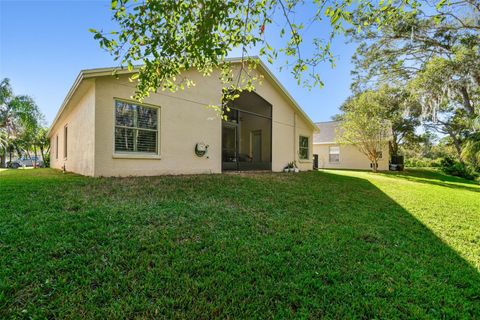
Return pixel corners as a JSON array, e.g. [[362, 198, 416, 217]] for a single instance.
[[436, 0, 446, 10]]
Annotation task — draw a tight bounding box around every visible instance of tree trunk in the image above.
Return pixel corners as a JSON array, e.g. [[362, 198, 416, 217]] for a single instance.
[[15, 145, 22, 159], [446, 132, 464, 163], [389, 140, 399, 157], [33, 145, 37, 169], [0, 148, 5, 168], [459, 86, 475, 116], [369, 155, 379, 172]]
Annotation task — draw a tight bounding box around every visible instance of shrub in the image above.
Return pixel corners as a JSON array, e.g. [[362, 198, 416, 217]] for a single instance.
[[43, 153, 50, 168], [440, 157, 478, 180], [405, 157, 441, 168]]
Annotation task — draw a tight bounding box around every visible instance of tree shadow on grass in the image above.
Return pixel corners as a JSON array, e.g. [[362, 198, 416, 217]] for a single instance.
[[379, 168, 479, 193], [0, 169, 479, 318], [402, 168, 479, 184], [263, 171, 480, 318]]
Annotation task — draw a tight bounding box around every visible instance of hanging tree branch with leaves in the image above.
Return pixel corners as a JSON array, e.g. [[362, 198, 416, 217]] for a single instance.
[[90, 0, 447, 108]]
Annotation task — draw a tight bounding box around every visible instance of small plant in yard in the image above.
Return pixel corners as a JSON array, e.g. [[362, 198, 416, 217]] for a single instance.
[[284, 161, 299, 173]]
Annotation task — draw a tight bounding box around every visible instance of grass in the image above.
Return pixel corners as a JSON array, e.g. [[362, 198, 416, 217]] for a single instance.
[[0, 168, 479, 319]]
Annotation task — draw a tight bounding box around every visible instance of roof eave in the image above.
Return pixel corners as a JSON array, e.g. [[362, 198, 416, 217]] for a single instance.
[[47, 67, 141, 137], [47, 72, 84, 137], [48, 57, 319, 136]]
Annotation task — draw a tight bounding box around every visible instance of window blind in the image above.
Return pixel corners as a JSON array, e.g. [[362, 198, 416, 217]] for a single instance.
[[114, 100, 158, 153]]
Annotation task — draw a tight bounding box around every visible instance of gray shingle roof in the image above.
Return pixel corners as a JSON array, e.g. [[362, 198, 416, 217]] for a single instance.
[[314, 121, 341, 144]]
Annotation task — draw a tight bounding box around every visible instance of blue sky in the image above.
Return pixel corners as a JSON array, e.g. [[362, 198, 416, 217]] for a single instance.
[[0, 0, 357, 125]]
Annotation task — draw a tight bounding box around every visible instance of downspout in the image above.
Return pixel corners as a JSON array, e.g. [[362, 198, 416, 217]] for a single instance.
[[293, 112, 297, 163]]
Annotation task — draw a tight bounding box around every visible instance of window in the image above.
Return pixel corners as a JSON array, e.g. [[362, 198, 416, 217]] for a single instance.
[[377, 151, 383, 159], [299, 136, 309, 160], [114, 100, 158, 154], [329, 146, 340, 163], [55, 135, 58, 160], [63, 126, 68, 159]]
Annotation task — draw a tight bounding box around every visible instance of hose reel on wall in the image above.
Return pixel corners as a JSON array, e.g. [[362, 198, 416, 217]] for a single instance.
[[195, 142, 209, 157]]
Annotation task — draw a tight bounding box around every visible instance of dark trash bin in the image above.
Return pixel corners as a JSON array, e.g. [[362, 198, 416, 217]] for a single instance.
[[390, 155, 404, 171]]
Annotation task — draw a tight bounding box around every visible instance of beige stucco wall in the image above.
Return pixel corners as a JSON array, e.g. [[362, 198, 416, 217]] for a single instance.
[[49, 66, 314, 177], [49, 80, 95, 176], [313, 143, 389, 171], [93, 70, 222, 177]]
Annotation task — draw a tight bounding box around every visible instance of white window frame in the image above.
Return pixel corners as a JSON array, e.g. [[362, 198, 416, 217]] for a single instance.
[[55, 135, 58, 160], [298, 135, 310, 160], [329, 146, 340, 163], [113, 98, 161, 159], [63, 125, 68, 160]]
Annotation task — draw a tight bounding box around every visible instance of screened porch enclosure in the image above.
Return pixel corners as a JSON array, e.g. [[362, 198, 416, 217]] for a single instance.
[[222, 91, 272, 171]]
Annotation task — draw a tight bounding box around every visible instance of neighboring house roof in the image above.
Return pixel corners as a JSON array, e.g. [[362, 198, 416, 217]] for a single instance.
[[48, 57, 318, 137], [314, 120, 393, 145], [314, 120, 341, 144]]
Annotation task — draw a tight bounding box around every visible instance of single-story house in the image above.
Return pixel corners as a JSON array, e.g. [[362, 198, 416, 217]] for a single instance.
[[312, 121, 390, 171], [48, 58, 317, 177]]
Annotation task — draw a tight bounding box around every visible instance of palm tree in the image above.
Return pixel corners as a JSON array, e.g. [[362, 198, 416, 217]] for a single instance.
[[0, 78, 41, 167]]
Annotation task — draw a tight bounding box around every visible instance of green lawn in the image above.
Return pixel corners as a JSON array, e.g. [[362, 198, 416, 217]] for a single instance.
[[1, 168, 479, 319]]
